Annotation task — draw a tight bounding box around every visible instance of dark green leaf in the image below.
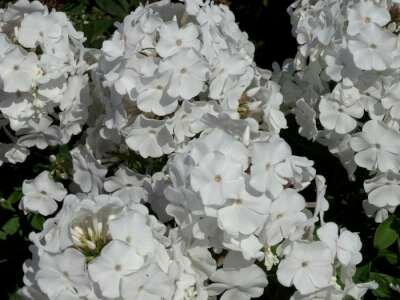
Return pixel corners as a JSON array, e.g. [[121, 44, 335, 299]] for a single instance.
[[95, 0, 127, 17], [84, 19, 114, 47], [8, 190, 22, 204], [370, 272, 400, 298], [353, 263, 371, 283], [2, 216, 20, 236], [29, 214, 45, 231], [0, 231, 7, 240], [374, 216, 399, 250], [378, 249, 399, 265]]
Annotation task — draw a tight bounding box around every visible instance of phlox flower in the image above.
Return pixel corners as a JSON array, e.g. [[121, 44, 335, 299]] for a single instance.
[[350, 120, 400, 172], [277, 241, 333, 295], [88, 240, 144, 298], [22, 171, 67, 216]]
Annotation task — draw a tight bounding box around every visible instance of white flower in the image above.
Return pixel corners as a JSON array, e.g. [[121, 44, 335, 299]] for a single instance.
[[249, 138, 291, 196], [347, 1, 390, 36], [136, 72, 177, 116], [382, 81, 400, 119], [217, 183, 271, 236], [22, 171, 67, 216], [71, 146, 107, 195], [190, 128, 249, 169], [319, 86, 363, 134], [36, 248, 91, 298], [124, 116, 175, 158], [17, 13, 62, 48], [317, 222, 362, 266], [156, 19, 200, 58], [208, 265, 267, 300], [109, 211, 155, 256], [261, 189, 307, 246], [348, 25, 396, 71], [121, 263, 174, 299], [104, 166, 148, 204], [0, 47, 39, 92], [190, 151, 245, 206], [88, 240, 144, 298], [350, 120, 400, 172], [364, 171, 400, 208], [159, 48, 208, 100], [277, 241, 333, 295], [209, 50, 250, 100]]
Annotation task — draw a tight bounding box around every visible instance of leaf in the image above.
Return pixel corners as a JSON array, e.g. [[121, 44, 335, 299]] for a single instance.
[[0, 190, 22, 211], [95, 0, 127, 17], [7, 190, 22, 205], [378, 249, 399, 265], [84, 19, 114, 48], [29, 214, 45, 231], [2, 216, 20, 236], [374, 216, 399, 250], [353, 263, 371, 283], [0, 231, 7, 240], [117, 0, 130, 11], [370, 272, 400, 299]]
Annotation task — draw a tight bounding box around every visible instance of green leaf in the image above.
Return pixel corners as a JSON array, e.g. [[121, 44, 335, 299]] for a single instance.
[[84, 19, 114, 48], [1, 190, 22, 211], [378, 249, 399, 265], [29, 214, 45, 231], [95, 0, 127, 17], [0, 231, 7, 240], [353, 263, 371, 283], [7, 190, 22, 205], [117, 0, 130, 11], [8, 291, 21, 300], [370, 272, 400, 299], [2, 216, 20, 236], [374, 216, 399, 250]]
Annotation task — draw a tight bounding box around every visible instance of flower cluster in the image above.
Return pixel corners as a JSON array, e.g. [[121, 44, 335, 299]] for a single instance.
[[277, 0, 400, 222], [20, 130, 376, 299], [0, 0, 91, 165], [92, 0, 286, 160], [0, 0, 380, 299]]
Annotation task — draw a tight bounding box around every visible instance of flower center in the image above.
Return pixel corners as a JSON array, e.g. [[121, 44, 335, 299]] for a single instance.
[[114, 264, 122, 271], [70, 216, 110, 262], [234, 198, 243, 205], [176, 39, 183, 46], [180, 67, 187, 74], [214, 175, 222, 182], [301, 261, 309, 267]]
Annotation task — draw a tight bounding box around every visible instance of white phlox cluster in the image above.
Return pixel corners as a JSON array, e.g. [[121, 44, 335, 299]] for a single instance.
[[91, 0, 286, 160], [277, 0, 400, 222], [0, 0, 92, 165]]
